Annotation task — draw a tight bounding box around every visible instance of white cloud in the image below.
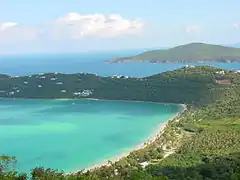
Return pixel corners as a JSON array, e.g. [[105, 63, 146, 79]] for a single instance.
[[0, 22, 18, 31], [53, 12, 144, 38], [0, 23, 38, 43], [0, 13, 144, 43], [233, 23, 239, 29], [186, 25, 202, 33]]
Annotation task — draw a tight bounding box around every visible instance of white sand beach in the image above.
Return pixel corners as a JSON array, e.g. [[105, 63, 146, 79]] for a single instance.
[[69, 102, 187, 174]]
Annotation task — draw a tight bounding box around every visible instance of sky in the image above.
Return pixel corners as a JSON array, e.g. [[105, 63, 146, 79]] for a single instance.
[[0, 0, 240, 54]]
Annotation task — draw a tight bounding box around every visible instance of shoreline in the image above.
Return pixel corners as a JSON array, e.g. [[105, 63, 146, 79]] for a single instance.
[[0, 97, 186, 107], [68, 102, 187, 174], [0, 97, 187, 174]]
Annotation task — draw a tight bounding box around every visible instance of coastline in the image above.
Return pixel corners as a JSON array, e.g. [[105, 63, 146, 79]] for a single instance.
[[86, 98, 186, 107], [69, 102, 187, 174], [0, 97, 186, 174], [0, 97, 187, 107]]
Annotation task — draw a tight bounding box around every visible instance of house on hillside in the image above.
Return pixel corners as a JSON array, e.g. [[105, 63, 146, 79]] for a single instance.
[[82, 90, 92, 97], [216, 70, 225, 75], [215, 77, 232, 85], [140, 162, 149, 168]]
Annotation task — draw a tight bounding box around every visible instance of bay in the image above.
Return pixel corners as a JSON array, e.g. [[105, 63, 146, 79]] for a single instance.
[[0, 99, 181, 173]]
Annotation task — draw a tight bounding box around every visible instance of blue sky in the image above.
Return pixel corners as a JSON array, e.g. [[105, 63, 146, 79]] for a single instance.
[[0, 0, 240, 54]]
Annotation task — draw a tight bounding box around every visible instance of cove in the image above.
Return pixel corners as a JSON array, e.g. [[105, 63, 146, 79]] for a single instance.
[[0, 99, 182, 173]]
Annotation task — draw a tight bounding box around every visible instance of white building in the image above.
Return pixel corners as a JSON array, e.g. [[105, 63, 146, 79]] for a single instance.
[[73, 92, 82, 96], [140, 162, 149, 168], [60, 90, 67, 93], [56, 82, 63, 85], [73, 90, 92, 97], [82, 90, 92, 97], [216, 70, 225, 75], [112, 75, 121, 78], [185, 65, 195, 68]]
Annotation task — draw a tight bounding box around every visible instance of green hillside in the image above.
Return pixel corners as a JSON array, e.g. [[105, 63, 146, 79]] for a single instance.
[[106, 43, 240, 63], [1, 66, 240, 180], [0, 66, 239, 106]]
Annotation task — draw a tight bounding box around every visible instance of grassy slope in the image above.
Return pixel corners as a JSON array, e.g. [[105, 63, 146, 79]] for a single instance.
[[0, 66, 240, 179], [107, 43, 240, 63]]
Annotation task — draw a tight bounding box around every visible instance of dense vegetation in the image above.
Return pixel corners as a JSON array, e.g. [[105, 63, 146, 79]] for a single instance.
[[106, 43, 240, 63], [1, 65, 239, 107], [0, 66, 240, 179]]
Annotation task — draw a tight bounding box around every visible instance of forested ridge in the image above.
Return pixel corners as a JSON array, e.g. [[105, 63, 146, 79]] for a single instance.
[[106, 43, 240, 63], [1, 66, 240, 179]]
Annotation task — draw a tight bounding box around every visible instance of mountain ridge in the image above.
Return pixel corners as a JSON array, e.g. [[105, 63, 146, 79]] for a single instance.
[[106, 43, 240, 63]]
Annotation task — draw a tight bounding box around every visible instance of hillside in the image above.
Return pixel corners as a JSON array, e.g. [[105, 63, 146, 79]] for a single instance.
[[0, 66, 239, 106], [106, 43, 240, 63], [1, 66, 240, 180]]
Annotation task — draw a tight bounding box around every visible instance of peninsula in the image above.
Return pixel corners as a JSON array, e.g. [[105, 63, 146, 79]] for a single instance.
[[0, 66, 240, 180], [105, 43, 240, 63]]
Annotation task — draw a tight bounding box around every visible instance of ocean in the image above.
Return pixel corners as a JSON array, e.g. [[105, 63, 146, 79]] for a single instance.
[[0, 99, 181, 173], [0, 51, 239, 173], [0, 51, 240, 77]]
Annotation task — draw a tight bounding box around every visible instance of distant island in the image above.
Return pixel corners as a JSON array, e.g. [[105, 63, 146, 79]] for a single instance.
[[105, 43, 240, 63], [0, 66, 240, 180]]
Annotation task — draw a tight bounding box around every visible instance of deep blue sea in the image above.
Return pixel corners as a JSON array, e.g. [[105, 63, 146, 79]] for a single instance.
[[0, 50, 240, 77]]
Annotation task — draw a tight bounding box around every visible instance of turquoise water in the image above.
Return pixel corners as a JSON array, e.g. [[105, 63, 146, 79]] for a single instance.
[[0, 99, 181, 173]]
